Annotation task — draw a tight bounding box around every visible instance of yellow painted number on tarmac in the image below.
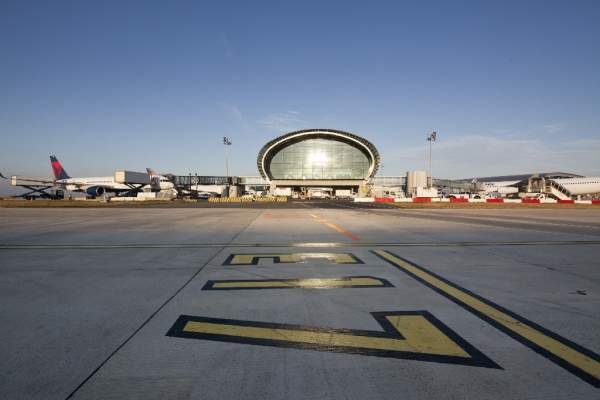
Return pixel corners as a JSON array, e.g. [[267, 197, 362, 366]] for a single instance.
[[224, 252, 362, 265], [167, 312, 499, 368], [374, 249, 600, 388], [202, 276, 392, 290]]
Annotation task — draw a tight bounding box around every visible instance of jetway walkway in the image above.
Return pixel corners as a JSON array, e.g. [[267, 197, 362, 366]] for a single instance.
[[169, 175, 234, 198], [2, 174, 63, 199], [113, 170, 151, 197]]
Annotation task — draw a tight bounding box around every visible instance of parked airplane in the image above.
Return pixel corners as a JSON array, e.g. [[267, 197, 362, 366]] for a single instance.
[[474, 175, 600, 199], [50, 155, 131, 196], [548, 177, 600, 196], [472, 179, 520, 196], [484, 181, 519, 195]]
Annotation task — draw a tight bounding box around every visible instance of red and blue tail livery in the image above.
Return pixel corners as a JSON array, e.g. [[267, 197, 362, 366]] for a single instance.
[[50, 155, 70, 180]]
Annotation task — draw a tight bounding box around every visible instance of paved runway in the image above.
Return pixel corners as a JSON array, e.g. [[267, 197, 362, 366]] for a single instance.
[[1, 206, 599, 399]]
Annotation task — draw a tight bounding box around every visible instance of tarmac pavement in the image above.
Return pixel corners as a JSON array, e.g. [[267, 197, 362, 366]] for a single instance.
[[0, 206, 599, 399]]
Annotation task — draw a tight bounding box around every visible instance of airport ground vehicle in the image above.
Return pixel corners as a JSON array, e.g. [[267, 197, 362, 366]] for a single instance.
[[522, 193, 548, 200], [308, 188, 333, 199], [447, 192, 471, 199], [21, 189, 65, 200], [196, 192, 216, 200], [334, 189, 355, 199]]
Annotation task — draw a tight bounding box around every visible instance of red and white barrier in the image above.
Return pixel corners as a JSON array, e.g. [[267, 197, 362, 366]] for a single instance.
[[358, 197, 600, 205]]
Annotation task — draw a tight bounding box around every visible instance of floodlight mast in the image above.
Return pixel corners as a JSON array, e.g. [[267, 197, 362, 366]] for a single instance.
[[426, 131, 437, 187], [223, 136, 232, 180]]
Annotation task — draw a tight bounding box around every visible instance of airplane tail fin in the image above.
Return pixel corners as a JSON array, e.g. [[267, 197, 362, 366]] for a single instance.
[[50, 155, 70, 180], [146, 168, 161, 192], [0, 172, 7, 179]]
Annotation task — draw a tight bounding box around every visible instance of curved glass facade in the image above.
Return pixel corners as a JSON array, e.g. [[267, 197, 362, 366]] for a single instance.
[[268, 138, 370, 180]]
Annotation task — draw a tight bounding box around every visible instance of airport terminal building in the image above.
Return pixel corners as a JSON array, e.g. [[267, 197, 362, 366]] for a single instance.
[[7, 127, 596, 200], [256, 129, 380, 195]]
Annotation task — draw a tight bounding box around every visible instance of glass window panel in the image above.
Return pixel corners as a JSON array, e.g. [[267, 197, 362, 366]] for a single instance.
[[268, 138, 370, 179]]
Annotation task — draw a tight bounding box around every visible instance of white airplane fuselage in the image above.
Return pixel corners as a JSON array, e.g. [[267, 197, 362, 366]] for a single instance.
[[551, 177, 600, 196], [480, 180, 520, 195], [59, 176, 174, 193], [56, 177, 130, 192]]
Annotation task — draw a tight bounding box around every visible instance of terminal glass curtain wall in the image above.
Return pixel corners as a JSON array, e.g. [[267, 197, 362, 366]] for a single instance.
[[268, 139, 370, 180]]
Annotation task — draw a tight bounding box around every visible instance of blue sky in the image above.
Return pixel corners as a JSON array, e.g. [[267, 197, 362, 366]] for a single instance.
[[1, 1, 599, 194]]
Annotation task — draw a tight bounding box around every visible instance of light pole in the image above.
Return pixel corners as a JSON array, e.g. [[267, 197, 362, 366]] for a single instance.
[[426, 131, 437, 188], [223, 136, 232, 179]]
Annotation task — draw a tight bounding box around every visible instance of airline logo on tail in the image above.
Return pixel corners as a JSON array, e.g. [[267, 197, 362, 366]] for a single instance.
[[50, 155, 70, 180]]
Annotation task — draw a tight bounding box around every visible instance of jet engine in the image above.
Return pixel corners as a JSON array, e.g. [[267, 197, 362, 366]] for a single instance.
[[86, 186, 106, 197]]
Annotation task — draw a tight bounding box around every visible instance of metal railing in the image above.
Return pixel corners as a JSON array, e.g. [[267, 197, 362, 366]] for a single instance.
[[546, 180, 572, 199], [170, 175, 235, 186]]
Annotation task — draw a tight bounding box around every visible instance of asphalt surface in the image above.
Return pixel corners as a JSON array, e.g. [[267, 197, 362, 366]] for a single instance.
[[0, 205, 599, 399]]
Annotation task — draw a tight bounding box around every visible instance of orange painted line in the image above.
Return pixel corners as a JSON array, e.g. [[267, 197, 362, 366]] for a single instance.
[[310, 214, 360, 241]]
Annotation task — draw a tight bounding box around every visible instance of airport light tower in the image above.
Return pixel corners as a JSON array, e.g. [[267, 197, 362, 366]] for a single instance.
[[223, 136, 232, 180], [426, 131, 437, 188]]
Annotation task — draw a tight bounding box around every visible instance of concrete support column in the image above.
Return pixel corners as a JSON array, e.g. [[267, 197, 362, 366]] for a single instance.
[[227, 185, 239, 197], [358, 183, 370, 197]]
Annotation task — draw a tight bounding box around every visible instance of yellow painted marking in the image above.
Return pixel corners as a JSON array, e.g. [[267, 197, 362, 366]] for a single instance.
[[183, 315, 470, 357], [227, 252, 359, 265], [211, 277, 384, 289], [374, 250, 600, 383], [310, 213, 361, 241]]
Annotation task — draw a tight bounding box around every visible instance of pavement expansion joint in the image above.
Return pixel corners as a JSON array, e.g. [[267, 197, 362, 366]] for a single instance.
[[1, 240, 600, 250]]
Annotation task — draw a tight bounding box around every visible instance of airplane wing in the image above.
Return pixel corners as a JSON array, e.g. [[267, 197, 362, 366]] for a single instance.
[[480, 180, 521, 187], [0, 172, 7, 179]]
